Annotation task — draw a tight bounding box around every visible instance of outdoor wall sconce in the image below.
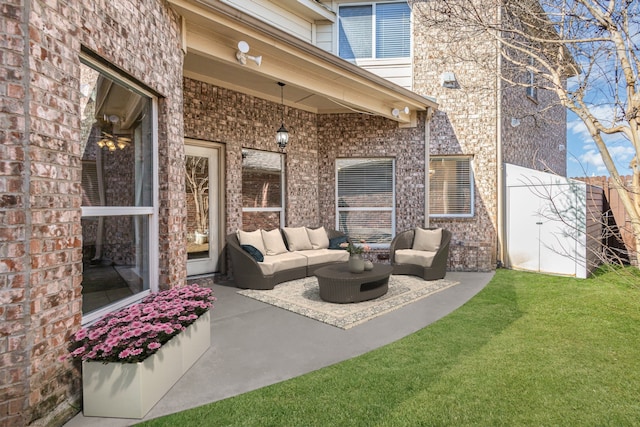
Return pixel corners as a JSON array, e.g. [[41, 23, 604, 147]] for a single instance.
[[391, 106, 410, 118], [440, 72, 458, 88], [276, 82, 289, 151], [236, 41, 262, 66]]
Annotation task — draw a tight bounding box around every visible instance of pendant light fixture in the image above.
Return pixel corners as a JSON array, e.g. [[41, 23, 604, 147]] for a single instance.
[[276, 82, 289, 151]]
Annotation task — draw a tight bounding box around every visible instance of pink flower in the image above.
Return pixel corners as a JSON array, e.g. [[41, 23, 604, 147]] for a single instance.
[[74, 329, 87, 341], [71, 346, 86, 357], [65, 284, 214, 363]]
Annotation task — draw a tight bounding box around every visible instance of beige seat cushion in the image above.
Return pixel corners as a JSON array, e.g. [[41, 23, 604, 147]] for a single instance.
[[395, 249, 436, 268], [261, 229, 288, 255], [412, 228, 442, 252], [258, 252, 308, 276], [237, 229, 266, 255], [283, 226, 313, 251], [296, 249, 349, 265], [306, 226, 330, 249]]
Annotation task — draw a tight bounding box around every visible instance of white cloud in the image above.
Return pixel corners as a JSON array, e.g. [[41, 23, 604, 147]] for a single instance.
[[567, 106, 634, 176], [577, 149, 607, 175]]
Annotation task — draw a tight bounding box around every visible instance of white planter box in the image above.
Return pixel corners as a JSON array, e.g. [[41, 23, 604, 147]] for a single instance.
[[82, 310, 211, 419]]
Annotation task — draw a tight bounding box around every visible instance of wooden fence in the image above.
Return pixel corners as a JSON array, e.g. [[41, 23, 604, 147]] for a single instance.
[[576, 176, 637, 265]]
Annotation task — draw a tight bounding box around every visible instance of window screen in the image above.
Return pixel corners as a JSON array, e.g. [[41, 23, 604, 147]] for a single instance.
[[338, 2, 411, 60], [376, 3, 411, 58], [429, 156, 474, 217], [339, 5, 372, 59], [336, 158, 395, 246]]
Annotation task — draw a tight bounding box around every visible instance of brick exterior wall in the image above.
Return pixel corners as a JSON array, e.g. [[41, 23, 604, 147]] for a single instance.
[[413, 4, 500, 271], [412, 1, 567, 271], [183, 79, 429, 263], [0, 1, 184, 425], [317, 113, 428, 232], [501, 83, 568, 175], [183, 78, 321, 233]]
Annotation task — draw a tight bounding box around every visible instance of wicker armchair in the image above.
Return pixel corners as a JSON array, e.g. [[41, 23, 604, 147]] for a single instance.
[[390, 228, 451, 280]]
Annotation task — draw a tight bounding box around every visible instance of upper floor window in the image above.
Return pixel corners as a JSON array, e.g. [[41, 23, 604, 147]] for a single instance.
[[338, 2, 411, 60], [429, 156, 474, 218], [336, 158, 395, 247]]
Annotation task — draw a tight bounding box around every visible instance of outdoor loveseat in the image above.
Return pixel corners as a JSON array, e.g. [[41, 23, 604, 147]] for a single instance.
[[390, 228, 451, 280], [226, 227, 349, 290]]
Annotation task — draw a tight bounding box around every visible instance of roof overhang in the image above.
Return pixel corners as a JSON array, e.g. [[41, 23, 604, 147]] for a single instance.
[[168, 0, 437, 124]]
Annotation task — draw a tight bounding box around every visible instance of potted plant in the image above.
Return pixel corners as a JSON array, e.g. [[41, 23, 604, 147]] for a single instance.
[[340, 240, 371, 273], [64, 284, 216, 418]]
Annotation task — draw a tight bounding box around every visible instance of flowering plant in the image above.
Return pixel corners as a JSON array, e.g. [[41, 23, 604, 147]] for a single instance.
[[340, 239, 370, 255], [64, 284, 216, 364]]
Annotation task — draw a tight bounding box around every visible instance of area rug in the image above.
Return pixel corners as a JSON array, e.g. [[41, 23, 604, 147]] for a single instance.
[[237, 275, 459, 329]]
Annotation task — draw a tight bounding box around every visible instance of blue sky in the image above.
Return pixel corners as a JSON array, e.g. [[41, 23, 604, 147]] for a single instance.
[[566, 110, 635, 178]]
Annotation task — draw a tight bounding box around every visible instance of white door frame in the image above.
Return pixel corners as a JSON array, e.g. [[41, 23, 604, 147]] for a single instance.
[[185, 140, 225, 276]]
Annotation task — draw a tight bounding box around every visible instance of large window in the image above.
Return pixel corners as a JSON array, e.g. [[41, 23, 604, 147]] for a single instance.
[[80, 56, 157, 322], [242, 149, 285, 230], [336, 158, 395, 247], [429, 156, 474, 217], [338, 2, 411, 60]]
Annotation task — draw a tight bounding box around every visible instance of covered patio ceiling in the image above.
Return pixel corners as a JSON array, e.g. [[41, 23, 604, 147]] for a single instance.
[[168, 0, 438, 125]]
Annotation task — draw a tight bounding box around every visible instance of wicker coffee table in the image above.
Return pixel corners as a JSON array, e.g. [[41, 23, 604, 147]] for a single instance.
[[314, 263, 393, 303]]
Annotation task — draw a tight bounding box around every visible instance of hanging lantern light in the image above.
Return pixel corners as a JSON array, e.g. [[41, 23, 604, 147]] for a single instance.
[[276, 82, 288, 151]]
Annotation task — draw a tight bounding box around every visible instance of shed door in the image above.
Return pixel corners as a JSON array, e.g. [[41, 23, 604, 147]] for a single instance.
[[506, 184, 581, 277]]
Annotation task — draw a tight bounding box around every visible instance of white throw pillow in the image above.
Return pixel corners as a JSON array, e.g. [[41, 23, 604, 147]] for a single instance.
[[261, 229, 288, 255], [306, 226, 330, 249], [283, 227, 313, 251], [412, 228, 442, 252], [237, 229, 266, 256]]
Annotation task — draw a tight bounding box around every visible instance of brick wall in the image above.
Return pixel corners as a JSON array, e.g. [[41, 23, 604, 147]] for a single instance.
[[183, 79, 321, 233], [413, 4, 499, 271], [183, 80, 430, 265], [501, 82, 568, 175], [0, 1, 184, 425], [317, 113, 428, 233], [411, 1, 567, 271]]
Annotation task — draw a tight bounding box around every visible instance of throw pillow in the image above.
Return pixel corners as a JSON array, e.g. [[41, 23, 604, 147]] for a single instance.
[[329, 235, 348, 250], [261, 229, 288, 255], [412, 227, 442, 252], [306, 226, 330, 249], [283, 226, 313, 251], [241, 245, 264, 262], [237, 229, 266, 256]]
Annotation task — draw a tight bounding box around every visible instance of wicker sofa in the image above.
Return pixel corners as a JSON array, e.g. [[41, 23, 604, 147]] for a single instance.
[[226, 227, 349, 290], [390, 228, 451, 280]]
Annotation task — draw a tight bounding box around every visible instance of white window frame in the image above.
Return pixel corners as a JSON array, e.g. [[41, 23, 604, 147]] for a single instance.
[[80, 54, 159, 325], [337, 1, 412, 61], [429, 156, 474, 218], [241, 149, 286, 229], [335, 158, 396, 249]]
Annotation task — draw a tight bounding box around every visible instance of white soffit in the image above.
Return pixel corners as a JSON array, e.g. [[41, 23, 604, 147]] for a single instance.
[[169, 0, 437, 122]]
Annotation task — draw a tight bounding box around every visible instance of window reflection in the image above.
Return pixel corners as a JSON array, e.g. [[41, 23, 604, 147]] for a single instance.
[[80, 61, 153, 316], [242, 149, 284, 230]]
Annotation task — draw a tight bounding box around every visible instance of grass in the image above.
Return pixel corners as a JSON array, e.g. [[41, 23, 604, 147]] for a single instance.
[[141, 268, 640, 426]]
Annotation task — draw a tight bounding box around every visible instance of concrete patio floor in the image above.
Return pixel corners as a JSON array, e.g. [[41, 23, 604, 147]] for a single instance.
[[64, 271, 494, 427]]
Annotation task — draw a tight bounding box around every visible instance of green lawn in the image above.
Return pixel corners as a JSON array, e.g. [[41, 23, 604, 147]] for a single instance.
[[141, 268, 640, 426]]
